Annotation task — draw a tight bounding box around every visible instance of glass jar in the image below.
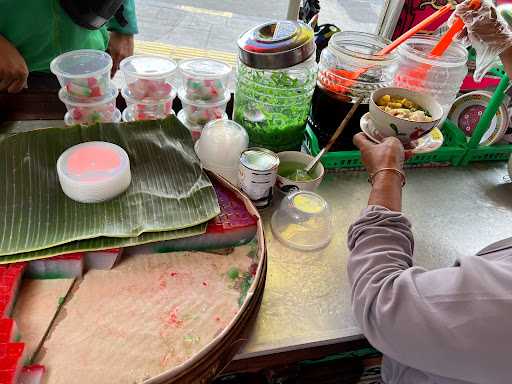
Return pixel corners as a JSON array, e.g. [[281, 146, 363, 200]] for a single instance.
[[234, 21, 318, 152], [311, 31, 399, 151], [394, 37, 468, 118]]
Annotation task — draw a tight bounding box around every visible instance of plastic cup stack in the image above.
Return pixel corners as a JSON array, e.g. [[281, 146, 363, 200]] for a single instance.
[[177, 58, 232, 141], [50, 49, 121, 126], [119, 55, 178, 122]]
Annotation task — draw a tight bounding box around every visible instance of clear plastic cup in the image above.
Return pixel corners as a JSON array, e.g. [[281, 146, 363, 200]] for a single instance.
[[176, 109, 228, 142], [122, 106, 175, 122], [50, 50, 113, 98], [65, 109, 121, 126], [120, 55, 178, 99], [179, 58, 232, 102], [178, 89, 231, 126], [121, 87, 176, 120], [59, 86, 119, 125]]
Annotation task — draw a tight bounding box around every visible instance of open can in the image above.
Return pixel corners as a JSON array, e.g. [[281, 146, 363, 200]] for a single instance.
[[239, 148, 280, 208]]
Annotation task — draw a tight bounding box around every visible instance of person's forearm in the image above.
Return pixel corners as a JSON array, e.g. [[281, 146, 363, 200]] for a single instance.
[[500, 46, 512, 79], [368, 171, 403, 212]]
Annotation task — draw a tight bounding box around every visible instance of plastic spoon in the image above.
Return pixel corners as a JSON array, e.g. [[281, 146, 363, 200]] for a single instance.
[[292, 96, 364, 181]]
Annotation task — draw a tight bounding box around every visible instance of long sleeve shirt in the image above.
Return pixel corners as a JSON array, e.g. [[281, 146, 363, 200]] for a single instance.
[[0, 0, 138, 72], [347, 206, 512, 384]]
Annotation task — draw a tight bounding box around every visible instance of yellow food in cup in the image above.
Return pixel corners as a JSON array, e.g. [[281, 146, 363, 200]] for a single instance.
[[376, 95, 433, 122]]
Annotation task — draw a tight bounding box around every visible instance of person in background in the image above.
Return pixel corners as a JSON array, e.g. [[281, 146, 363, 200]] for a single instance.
[[0, 0, 138, 93], [348, 1, 512, 383]]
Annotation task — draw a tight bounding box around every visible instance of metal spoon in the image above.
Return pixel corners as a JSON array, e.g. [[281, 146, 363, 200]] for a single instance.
[[293, 96, 364, 181]]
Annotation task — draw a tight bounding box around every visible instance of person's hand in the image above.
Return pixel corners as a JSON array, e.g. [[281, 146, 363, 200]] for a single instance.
[[452, 0, 512, 80], [0, 35, 28, 93], [108, 31, 134, 77], [353, 133, 405, 175]]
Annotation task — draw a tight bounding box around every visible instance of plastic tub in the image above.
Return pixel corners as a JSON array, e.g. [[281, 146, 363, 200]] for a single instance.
[[121, 87, 175, 120], [120, 55, 178, 99], [59, 86, 119, 125], [394, 37, 468, 118], [51, 49, 113, 98], [179, 58, 232, 102], [178, 89, 230, 126], [177, 109, 228, 142], [65, 109, 121, 126]]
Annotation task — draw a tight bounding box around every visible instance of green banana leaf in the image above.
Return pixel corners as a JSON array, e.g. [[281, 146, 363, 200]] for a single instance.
[[0, 224, 206, 264], [0, 116, 220, 257]]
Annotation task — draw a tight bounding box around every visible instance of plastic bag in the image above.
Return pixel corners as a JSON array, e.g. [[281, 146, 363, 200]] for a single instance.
[[452, 0, 512, 82]]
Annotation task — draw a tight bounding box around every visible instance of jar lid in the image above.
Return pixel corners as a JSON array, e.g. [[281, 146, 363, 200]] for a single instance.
[[237, 21, 315, 69]]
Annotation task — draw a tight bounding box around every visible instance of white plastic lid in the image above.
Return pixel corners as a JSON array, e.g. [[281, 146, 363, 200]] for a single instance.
[[179, 58, 232, 79], [271, 191, 333, 251], [57, 142, 131, 203], [59, 86, 119, 107], [120, 55, 178, 79], [50, 49, 113, 78]]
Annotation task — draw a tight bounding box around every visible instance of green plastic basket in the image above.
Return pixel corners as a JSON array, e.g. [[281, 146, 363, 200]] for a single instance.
[[304, 120, 467, 170]]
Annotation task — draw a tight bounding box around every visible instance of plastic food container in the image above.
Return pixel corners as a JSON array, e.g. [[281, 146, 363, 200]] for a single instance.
[[179, 58, 232, 102], [234, 20, 317, 152], [65, 109, 121, 126], [50, 50, 113, 98], [394, 37, 468, 118], [121, 87, 175, 120], [194, 120, 249, 185], [120, 55, 178, 99], [312, 31, 399, 151], [59, 86, 119, 125], [122, 106, 175, 122], [271, 190, 333, 251], [177, 109, 228, 142], [178, 89, 230, 126]]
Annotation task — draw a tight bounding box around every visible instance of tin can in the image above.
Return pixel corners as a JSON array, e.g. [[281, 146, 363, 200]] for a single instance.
[[239, 148, 280, 208]]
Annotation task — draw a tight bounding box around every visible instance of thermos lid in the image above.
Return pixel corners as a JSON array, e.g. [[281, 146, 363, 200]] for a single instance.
[[237, 21, 315, 70]]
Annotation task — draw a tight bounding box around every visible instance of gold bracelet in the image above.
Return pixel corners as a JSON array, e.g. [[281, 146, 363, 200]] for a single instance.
[[368, 168, 406, 187]]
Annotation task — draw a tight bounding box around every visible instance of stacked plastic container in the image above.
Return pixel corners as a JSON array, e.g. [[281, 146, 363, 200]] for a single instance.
[[177, 58, 232, 141], [51, 50, 121, 126], [119, 55, 178, 122]]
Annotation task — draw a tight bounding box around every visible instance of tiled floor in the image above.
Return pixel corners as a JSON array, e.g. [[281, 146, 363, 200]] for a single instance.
[[135, 0, 386, 57]]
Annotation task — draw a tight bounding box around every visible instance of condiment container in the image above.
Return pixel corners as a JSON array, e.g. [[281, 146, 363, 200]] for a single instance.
[[178, 89, 231, 126], [179, 58, 232, 102], [394, 36, 468, 118], [233, 20, 317, 152], [121, 87, 176, 121], [59, 86, 119, 125], [50, 49, 113, 98], [312, 31, 399, 151], [195, 120, 249, 185], [120, 55, 178, 99]]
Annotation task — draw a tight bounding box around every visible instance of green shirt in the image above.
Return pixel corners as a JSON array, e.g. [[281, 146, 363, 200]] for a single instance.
[[0, 0, 138, 72]]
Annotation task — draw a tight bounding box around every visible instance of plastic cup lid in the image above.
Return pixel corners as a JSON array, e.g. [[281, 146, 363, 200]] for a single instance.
[[50, 49, 113, 78], [271, 190, 333, 251], [120, 55, 178, 79], [179, 58, 232, 79]]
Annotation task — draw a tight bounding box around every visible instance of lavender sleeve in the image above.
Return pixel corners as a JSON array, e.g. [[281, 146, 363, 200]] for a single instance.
[[347, 205, 512, 384]]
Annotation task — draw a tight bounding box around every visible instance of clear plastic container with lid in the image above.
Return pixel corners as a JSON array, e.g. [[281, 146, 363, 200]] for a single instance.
[[394, 37, 468, 117], [179, 58, 232, 102], [311, 31, 399, 151], [50, 49, 113, 98], [233, 20, 318, 152], [120, 55, 178, 99], [121, 87, 176, 121], [59, 86, 119, 125]]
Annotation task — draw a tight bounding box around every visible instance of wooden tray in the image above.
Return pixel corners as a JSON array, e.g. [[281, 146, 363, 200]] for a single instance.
[[14, 172, 266, 383]]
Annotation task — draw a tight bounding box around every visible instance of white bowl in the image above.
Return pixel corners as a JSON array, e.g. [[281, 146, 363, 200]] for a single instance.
[[370, 87, 443, 144], [276, 151, 325, 192]]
